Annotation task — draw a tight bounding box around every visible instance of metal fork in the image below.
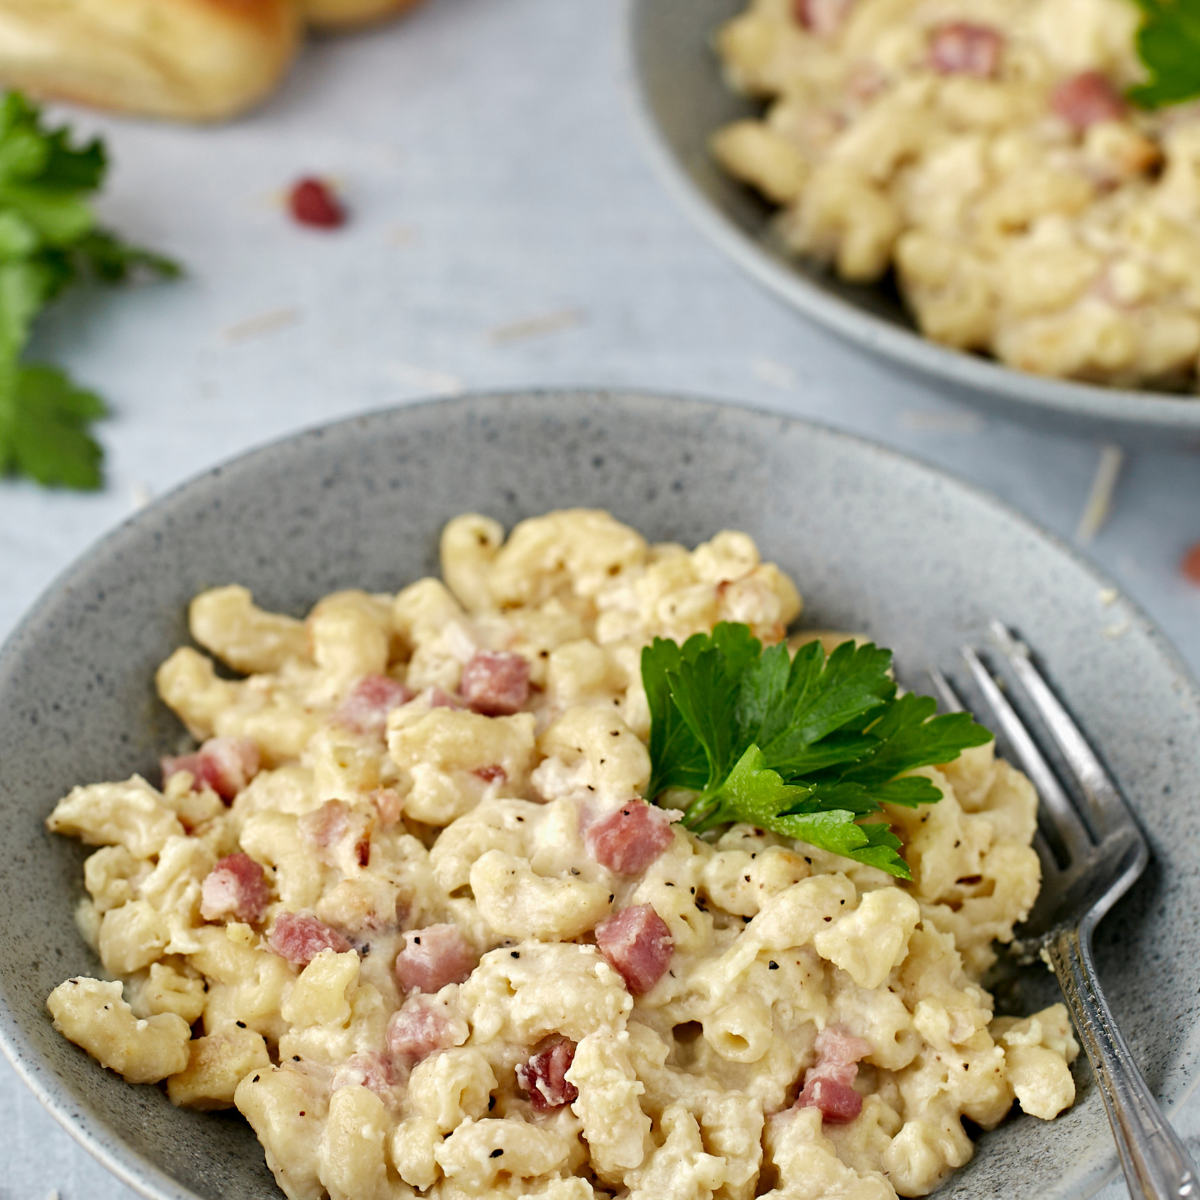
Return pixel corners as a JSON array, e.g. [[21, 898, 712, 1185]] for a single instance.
[[929, 620, 1198, 1200]]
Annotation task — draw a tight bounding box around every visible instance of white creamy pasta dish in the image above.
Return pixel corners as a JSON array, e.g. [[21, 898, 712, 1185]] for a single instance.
[[44, 509, 1078, 1200], [712, 0, 1200, 388]]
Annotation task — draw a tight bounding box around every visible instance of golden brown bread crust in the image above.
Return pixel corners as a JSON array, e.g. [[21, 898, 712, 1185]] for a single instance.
[[0, 0, 302, 122], [302, 0, 423, 31]]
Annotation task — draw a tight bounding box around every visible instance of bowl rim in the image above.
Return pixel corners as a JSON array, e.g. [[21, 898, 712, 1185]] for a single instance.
[[620, 0, 1200, 434], [3, 387, 1200, 1200]]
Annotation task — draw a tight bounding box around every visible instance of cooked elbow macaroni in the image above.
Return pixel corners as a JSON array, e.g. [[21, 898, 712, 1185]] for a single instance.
[[712, 0, 1200, 390], [45, 509, 1077, 1200]]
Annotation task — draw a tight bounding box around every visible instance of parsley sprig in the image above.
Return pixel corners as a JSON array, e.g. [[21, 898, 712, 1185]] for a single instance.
[[0, 92, 179, 489], [1128, 0, 1200, 109], [641, 624, 992, 879]]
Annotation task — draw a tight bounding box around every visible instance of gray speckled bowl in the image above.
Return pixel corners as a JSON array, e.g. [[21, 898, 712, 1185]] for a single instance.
[[1, 390, 1199, 1200], [624, 0, 1200, 448]]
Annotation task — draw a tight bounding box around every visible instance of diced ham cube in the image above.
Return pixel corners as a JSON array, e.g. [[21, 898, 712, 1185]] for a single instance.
[[162, 736, 260, 803], [1182, 543, 1200, 587], [370, 788, 404, 826], [799, 1076, 863, 1122], [394, 925, 478, 994], [516, 1039, 579, 1112], [796, 1025, 871, 1123], [928, 22, 1003, 78], [1052, 71, 1127, 131], [299, 799, 351, 848], [386, 998, 461, 1064], [269, 912, 351, 966], [336, 674, 411, 736], [289, 177, 346, 229], [299, 799, 373, 871], [815, 1025, 873, 1065], [594, 905, 673, 995], [474, 765, 507, 784], [200, 853, 270, 924], [460, 651, 530, 716], [330, 1051, 397, 1098], [586, 800, 675, 875], [794, 0, 854, 36]]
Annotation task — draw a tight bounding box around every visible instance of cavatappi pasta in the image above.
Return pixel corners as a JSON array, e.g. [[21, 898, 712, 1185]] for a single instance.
[[712, 0, 1200, 389], [46, 509, 1077, 1200]]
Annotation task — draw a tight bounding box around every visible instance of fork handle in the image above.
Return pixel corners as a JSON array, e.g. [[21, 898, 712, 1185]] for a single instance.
[[1046, 926, 1199, 1200]]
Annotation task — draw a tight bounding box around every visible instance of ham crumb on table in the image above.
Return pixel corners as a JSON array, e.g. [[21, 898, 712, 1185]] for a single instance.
[[43, 509, 1077, 1200]]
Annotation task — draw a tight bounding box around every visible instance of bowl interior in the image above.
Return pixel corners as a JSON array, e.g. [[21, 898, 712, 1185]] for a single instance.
[[626, 0, 1200, 442], [2, 390, 1200, 1200]]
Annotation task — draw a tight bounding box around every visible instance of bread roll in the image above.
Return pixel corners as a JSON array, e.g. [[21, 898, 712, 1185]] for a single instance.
[[0, 0, 302, 122], [302, 0, 423, 30]]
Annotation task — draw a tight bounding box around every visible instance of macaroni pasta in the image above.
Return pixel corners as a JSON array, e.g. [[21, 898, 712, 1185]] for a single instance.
[[46, 510, 1076, 1200]]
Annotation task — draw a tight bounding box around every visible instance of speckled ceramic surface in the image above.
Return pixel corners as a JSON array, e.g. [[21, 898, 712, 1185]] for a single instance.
[[624, 0, 1200, 448], [1, 390, 1199, 1200]]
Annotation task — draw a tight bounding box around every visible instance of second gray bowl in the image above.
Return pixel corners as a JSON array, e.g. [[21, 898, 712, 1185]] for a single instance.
[[625, 0, 1200, 447]]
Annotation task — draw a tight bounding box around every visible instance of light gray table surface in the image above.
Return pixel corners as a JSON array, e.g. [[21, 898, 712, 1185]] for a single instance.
[[1, 0, 1198, 1196]]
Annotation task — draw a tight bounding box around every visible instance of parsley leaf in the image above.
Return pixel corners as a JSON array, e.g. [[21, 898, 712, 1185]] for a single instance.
[[641, 623, 993, 878], [0, 365, 107, 488], [1128, 0, 1200, 109], [0, 91, 180, 490]]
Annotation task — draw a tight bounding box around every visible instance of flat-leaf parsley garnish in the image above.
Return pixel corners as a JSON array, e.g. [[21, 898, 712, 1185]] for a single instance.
[[1128, 0, 1200, 109], [0, 91, 180, 490], [641, 623, 992, 879]]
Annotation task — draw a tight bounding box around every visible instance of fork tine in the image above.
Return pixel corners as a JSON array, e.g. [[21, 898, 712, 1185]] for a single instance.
[[988, 621, 1129, 835], [928, 666, 964, 713], [960, 645, 1095, 866]]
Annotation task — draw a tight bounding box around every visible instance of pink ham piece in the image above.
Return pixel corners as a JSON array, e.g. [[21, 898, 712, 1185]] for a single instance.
[[335, 674, 411, 736], [460, 651, 530, 716], [394, 925, 478, 994], [299, 799, 351, 848], [929, 22, 1003, 78], [330, 1052, 397, 1098], [586, 800, 674, 875], [796, 1025, 871, 1123], [594, 904, 673, 995], [269, 912, 352, 966], [162, 737, 260, 803], [200, 853, 270, 924], [794, 0, 854, 36], [370, 788, 404, 827], [516, 1039, 579, 1112], [387, 998, 460, 1064], [1052, 71, 1127, 131]]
